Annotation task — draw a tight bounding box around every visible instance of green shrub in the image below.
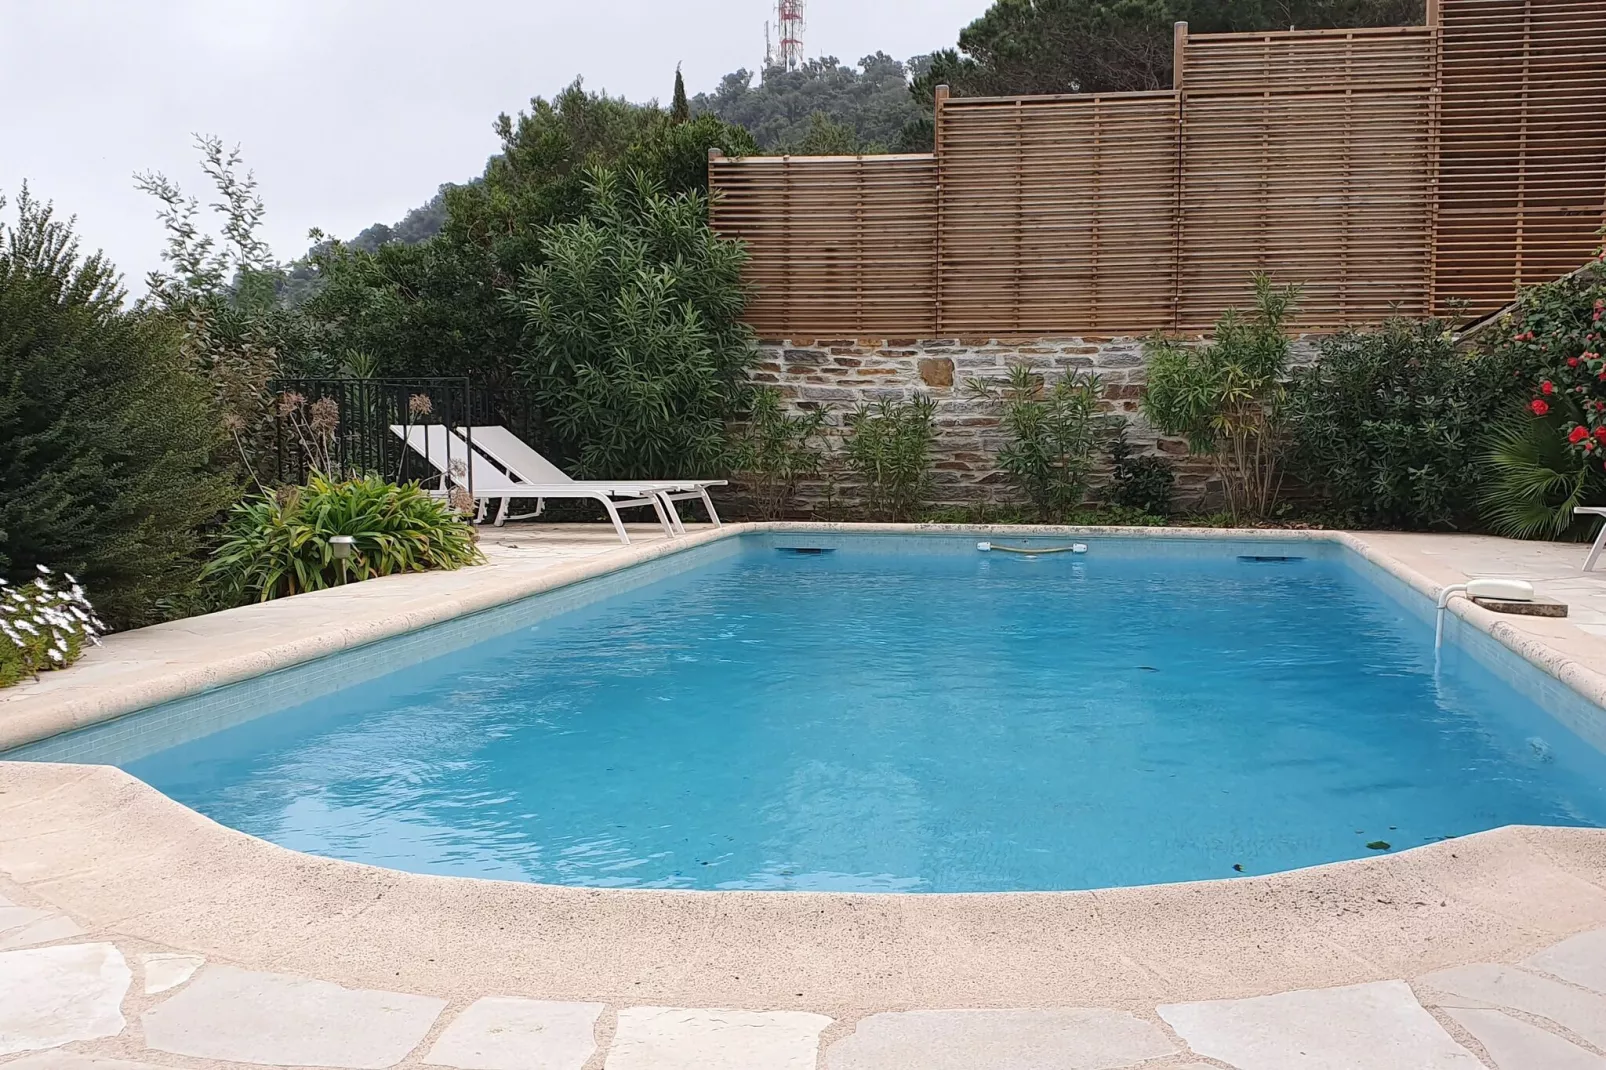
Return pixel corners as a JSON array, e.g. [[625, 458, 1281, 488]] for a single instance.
[[0, 188, 237, 628], [509, 169, 754, 479], [1141, 274, 1301, 521], [969, 364, 1109, 522], [1105, 424, 1176, 517], [1287, 317, 1529, 529], [205, 474, 483, 603], [0, 567, 105, 688], [732, 389, 831, 519], [842, 395, 938, 521]]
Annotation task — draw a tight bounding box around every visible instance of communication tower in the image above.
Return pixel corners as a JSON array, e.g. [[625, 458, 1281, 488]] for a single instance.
[[774, 0, 804, 71]]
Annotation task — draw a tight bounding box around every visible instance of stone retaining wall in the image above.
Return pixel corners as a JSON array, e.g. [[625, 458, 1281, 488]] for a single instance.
[[749, 336, 1219, 514]]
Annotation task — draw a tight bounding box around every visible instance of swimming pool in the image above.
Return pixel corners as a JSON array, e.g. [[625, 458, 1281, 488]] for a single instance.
[[96, 534, 1606, 891]]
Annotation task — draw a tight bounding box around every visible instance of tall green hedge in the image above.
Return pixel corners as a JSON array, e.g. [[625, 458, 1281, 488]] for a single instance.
[[0, 189, 235, 628]]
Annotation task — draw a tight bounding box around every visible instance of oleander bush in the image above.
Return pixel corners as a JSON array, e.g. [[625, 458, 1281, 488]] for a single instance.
[[0, 567, 105, 688], [1287, 317, 1531, 530], [509, 168, 754, 480], [969, 364, 1110, 522], [732, 388, 831, 519], [205, 474, 483, 604], [1141, 274, 1301, 521], [842, 394, 938, 521]]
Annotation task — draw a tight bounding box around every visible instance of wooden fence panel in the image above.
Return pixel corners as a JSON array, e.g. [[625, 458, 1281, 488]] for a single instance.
[[937, 93, 1180, 336], [1178, 27, 1436, 329], [1434, 0, 1606, 314], [708, 2, 1600, 340], [707, 155, 937, 338]]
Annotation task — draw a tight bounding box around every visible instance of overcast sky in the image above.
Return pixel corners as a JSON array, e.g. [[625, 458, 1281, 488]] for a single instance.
[[1, 0, 989, 295]]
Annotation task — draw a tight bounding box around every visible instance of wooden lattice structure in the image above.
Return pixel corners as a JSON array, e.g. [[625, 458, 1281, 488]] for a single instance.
[[710, 0, 1606, 337]]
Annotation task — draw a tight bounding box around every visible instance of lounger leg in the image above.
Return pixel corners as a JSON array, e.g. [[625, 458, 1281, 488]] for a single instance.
[[697, 486, 722, 527], [495, 497, 510, 527], [658, 493, 686, 535], [649, 494, 679, 539], [1585, 521, 1606, 571], [602, 500, 630, 544]]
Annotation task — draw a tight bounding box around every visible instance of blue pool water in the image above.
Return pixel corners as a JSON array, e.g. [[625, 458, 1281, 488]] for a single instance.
[[126, 537, 1606, 892]]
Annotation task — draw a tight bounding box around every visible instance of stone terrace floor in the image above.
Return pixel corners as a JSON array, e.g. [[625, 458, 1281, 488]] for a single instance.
[[6, 523, 1606, 1068], [4, 877, 1606, 1069]]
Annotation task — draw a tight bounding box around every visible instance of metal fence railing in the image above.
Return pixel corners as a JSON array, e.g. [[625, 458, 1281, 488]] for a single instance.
[[265, 378, 540, 495]]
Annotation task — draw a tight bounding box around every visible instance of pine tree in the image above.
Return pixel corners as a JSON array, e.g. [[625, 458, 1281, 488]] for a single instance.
[[671, 64, 690, 124]]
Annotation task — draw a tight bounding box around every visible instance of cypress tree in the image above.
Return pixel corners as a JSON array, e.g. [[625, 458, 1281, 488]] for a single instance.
[[671, 64, 690, 124]]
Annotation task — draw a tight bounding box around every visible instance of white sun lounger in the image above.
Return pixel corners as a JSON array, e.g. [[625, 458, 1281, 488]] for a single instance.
[[1576, 506, 1606, 570], [390, 425, 680, 544], [462, 425, 725, 532]]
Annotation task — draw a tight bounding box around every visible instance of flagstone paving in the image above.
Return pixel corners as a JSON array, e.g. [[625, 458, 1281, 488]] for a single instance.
[[821, 1008, 1179, 1069], [421, 998, 603, 1070], [138, 966, 447, 1068], [2, 918, 1606, 1068]]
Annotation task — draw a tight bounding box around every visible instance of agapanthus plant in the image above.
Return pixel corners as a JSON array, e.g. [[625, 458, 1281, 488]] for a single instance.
[[0, 566, 105, 688]]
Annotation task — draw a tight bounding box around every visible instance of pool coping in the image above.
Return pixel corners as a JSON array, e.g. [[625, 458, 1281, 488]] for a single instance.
[[5, 522, 1606, 754]]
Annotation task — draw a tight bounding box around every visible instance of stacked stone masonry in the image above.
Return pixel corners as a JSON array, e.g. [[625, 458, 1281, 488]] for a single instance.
[[750, 336, 1218, 514]]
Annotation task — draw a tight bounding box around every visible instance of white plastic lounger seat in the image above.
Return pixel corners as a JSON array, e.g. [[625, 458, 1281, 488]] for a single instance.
[[462, 424, 726, 531], [389, 425, 680, 543], [1576, 506, 1606, 571]]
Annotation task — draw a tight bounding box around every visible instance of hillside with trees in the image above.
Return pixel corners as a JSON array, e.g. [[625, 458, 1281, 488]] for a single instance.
[[915, 0, 1424, 107], [692, 53, 930, 153]]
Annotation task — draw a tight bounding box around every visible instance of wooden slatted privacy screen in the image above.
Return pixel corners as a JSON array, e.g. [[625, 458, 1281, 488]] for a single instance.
[[1434, 0, 1606, 313], [708, 0, 1606, 338], [707, 154, 937, 336], [937, 93, 1180, 335], [1177, 27, 1436, 328]]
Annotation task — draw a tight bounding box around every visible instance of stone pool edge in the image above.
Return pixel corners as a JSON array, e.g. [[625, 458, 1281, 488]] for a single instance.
[[5, 522, 1606, 753], [4, 758, 1606, 1017]]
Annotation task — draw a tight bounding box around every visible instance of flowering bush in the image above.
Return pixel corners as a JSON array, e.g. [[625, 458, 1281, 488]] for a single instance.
[[1515, 260, 1606, 458], [1480, 255, 1606, 539], [0, 566, 105, 688]]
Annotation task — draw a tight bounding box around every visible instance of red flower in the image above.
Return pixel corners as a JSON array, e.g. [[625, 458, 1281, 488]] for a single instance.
[[1569, 425, 1589, 444], [1532, 399, 1551, 415], [1594, 426, 1606, 442], [1569, 357, 1581, 367], [1541, 380, 1555, 394]]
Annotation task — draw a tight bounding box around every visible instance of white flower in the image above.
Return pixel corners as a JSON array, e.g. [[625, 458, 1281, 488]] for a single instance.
[[46, 648, 63, 662], [35, 564, 50, 574]]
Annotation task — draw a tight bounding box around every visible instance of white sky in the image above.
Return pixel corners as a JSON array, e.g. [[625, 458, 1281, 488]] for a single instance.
[[1, 0, 989, 296]]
